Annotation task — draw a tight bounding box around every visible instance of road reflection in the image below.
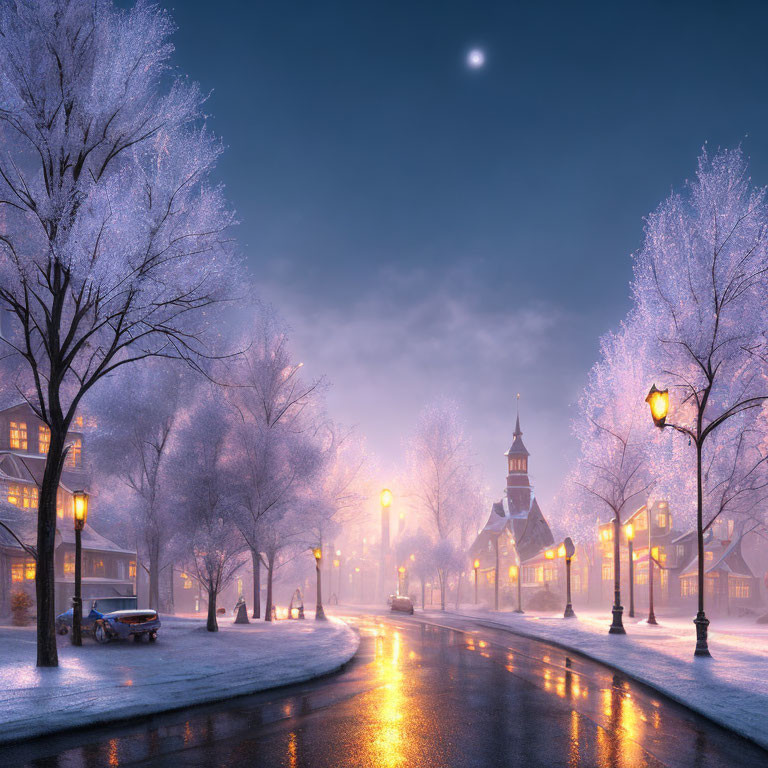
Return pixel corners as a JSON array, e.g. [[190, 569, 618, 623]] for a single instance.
[[3, 613, 768, 768]]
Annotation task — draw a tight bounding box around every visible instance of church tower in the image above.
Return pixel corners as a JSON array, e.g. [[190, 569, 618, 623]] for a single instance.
[[505, 398, 532, 515]]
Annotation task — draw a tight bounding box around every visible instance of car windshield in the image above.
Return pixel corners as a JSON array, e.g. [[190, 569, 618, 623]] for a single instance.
[[90, 598, 137, 613]]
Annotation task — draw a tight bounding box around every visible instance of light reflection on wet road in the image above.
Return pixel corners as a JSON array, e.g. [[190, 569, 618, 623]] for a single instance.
[[3, 612, 768, 768]]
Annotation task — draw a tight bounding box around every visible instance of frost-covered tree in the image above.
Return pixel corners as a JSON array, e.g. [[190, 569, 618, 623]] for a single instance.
[[0, 0, 237, 665], [632, 147, 768, 655], [176, 395, 243, 632], [406, 400, 480, 610], [88, 362, 190, 611], [571, 325, 654, 634], [226, 307, 322, 618]]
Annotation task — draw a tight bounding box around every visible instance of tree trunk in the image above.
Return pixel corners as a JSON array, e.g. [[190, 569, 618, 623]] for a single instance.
[[421, 577, 425, 609], [265, 554, 275, 621], [36, 429, 67, 667], [206, 586, 218, 632], [251, 547, 261, 619], [455, 572, 462, 610], [148, 540, 160, 611], [440, 570, 446, 611]]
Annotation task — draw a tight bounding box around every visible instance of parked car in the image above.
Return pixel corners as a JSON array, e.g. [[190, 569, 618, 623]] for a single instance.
[[390, 595, 414, 615], [55, 596, 160, 643]]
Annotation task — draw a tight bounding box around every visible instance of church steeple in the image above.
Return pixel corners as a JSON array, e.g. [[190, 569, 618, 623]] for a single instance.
[[505, 395, 532, 513]]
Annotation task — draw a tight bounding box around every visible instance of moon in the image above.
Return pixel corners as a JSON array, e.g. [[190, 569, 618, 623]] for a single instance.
[[467, 49, 485, 69]]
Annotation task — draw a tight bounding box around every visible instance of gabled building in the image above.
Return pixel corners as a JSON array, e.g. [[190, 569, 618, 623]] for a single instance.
[[0, 402, 136, 617], [469, 409, 555, 605]]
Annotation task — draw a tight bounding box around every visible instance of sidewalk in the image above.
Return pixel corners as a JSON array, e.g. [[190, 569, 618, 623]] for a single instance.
[[0, 613, 359, 745], [444, 606, 768, 750]]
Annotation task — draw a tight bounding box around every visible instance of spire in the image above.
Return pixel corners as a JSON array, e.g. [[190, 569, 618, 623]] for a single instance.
[[514, 393, 522, 437], [505, 394, 529, 458]]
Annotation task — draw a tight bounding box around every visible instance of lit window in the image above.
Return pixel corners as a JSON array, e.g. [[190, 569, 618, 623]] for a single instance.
[[729, 579, 750, 599], [602, 563, 614, 581], [184, 579, 193, 590], [11, 563, 23, 582], [63, 552, 75, 575], [705, 551, 714, 562], [681, 578, 697, 596], [25, 560, 35, 580], [636, 512, 648, 530], [91, 559, 104, 576], [129, 561, 137, 579], [73, 415, 83, 428], [7, 484, 37, 509], [38, 425, 50, 454], [10, 421, 27, 450], [66, 438, 82, 468], [656, 512, 667, 527]]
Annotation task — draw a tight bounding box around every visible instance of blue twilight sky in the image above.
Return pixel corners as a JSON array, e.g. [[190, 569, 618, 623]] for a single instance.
[[158, 0, 768, 511]]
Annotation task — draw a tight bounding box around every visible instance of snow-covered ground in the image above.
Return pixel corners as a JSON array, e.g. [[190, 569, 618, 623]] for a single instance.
[[0, 612, 359, 745], [438, 606, 768, 750]]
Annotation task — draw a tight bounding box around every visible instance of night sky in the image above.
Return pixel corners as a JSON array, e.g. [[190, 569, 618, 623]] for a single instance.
[[159, 0, 768, 512]]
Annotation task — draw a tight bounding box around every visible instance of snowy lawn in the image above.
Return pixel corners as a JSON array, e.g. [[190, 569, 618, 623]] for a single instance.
[[441, 606, 768, 750], [0, 613, 359, 745]]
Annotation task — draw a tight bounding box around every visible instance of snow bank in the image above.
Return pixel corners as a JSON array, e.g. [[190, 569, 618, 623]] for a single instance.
[[0, 613, 359, 745], [443, 607, 768, 750]]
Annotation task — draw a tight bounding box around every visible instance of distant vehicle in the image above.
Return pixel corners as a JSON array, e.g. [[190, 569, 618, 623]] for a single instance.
[[390, 595, 414, 615], [55, 596, 160, 644]]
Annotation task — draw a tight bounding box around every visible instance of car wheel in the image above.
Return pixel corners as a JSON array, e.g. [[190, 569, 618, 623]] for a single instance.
[[149, 632, 157, 643], [56, 624, 69, 636], [94, 623, 110, 644], [133, 633, 142, 643]]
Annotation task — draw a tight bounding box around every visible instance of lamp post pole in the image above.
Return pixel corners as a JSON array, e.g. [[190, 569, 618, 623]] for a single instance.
[[646, 385, 707, 650], [514, 563, 524, 613], [473, 560, 479, 605], [648, 544, 658, 625], [71, 491, 88, 647], [494, 536, 500, 611], [627, 524, 635, 618], [563, 538, 576, 618], [314, 548, 326, 620]]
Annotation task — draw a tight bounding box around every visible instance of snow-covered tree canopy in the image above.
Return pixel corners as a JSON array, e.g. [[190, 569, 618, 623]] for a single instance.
[[0, 0, 238, 427]]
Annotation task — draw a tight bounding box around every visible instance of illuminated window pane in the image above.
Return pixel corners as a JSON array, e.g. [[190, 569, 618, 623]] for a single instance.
[[7, 484, 20, 506], [10, 421, 27, 450], [63, 552, 75, 575], [11, 563, 23, 582], [25, 560, 35, 580], [184, 579, 193, 590], [66, 438, 82, 468], [129, 561, 137, 579], [38, 425, 50, 454]]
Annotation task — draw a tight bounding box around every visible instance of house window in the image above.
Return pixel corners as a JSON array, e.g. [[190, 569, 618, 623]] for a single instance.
[[729, 579, 751, 599], [705, 551, 714, 562], [681, 578, 697, 597], [66, 438, 82, 468], [73, 415, 84, 428], [11, 563, 23, 582], [656, 512, 668, 528], [184, 579, 193, 590], [10, 421, 27, 450], [88, 558, 104, 577], [635, 512, 647, 530], [25, 560, 35, 580], [676, 545, 685, 560], [602, 562, 613, 581], [38, 425, 50, 454], [129, 561, 137, 579], [63, 552, 75, 575], [7, 484, 38, 509]]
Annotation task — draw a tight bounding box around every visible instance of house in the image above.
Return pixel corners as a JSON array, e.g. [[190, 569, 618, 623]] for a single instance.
[[0, 402, 136, 617], [468, 408, 556, 607]]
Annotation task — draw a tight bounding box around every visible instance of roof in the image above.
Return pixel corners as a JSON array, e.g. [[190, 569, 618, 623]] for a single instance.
[[505, 412, 529, 457], [679, 526, 755, 580]]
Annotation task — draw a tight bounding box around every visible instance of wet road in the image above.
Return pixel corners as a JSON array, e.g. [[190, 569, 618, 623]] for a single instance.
[[3, 612, 768, 768]]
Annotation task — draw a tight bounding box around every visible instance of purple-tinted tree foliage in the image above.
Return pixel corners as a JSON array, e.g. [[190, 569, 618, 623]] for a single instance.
[[0, 0, 238, 665]]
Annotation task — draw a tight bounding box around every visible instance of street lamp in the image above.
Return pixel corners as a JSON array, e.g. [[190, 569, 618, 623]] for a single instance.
[[626, 523, 635, 618], [563, 537, 576, 618], [380, 488, 393, 508], [313, 547, 326, 620], [473, 559, 480, 604], [646, 384, 708, 655], [72, 490, 88, 647]]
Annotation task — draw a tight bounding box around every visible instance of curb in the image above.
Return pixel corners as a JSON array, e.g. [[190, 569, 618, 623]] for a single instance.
[[0, 620, 361, 748]]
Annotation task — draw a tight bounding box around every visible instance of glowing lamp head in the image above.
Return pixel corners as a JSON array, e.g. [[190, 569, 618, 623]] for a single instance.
[[545, 549, 555, 560], [355, 567, 360, 573], [72, 490, 88, 531], [557, 544, 566, 558], [509, 565, 518, 580], [398, 566, 406, 574], [626, 523, 634, 541], [646, 385, 669, 428], [333, 559, 340, 568], [380, 488, 393, 508], [336, 549, 342, 557], [313, 547, 322, 562], [473, 559, 480, 570]]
